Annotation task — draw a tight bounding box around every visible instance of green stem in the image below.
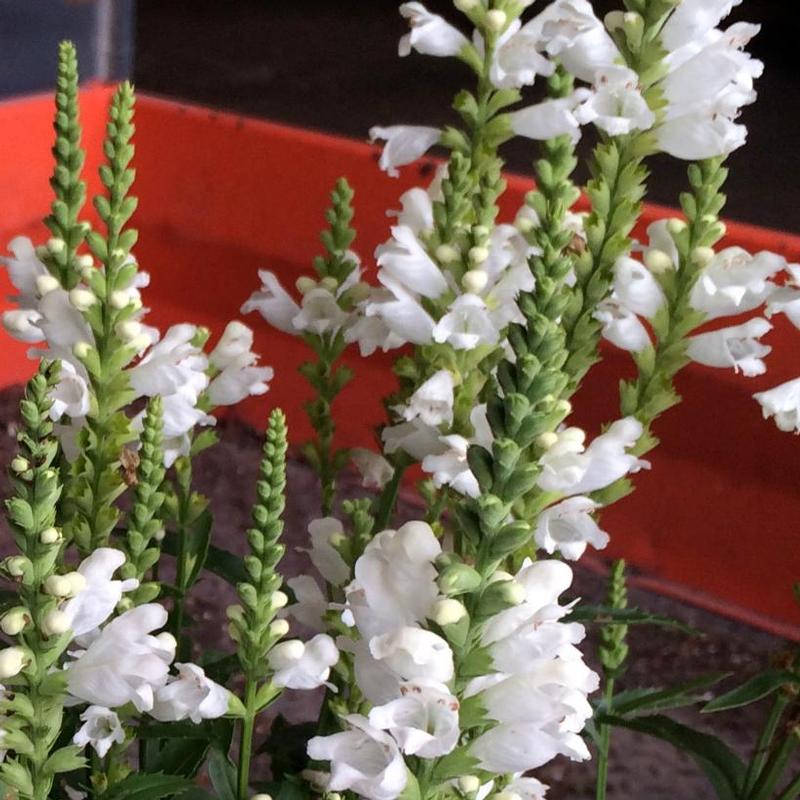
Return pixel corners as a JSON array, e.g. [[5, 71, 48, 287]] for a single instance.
[[237, 678, 258, 800], [743, 693, 791, 796], [596, 678, 615, 800], [372, 455, 410, 531], [170, 457, 194, 661], [748, 726, 798, 800]]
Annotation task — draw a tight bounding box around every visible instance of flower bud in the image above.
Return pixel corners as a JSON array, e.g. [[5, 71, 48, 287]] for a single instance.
[[11, 457, 30, 474], [487, 569, 514, 584], [604, 10, 625, 30], [0, 647, 26, 679], [666, 218, 687, 235], [270, 590, 289, 610], [468, 246, 489, 266], [73, 341, 92, 360], [44, 575, 72, 598], [500, 580, 526, 605], [226, 604, 245, 622], [536, 431, 559, 450], [555, 399, 572, 415], [485, 9, 507, 32], [296, 277, 317, 295], [36, 274, 60, 296], [41, 609, 70, 637], [65, 572, 87, 597], [644, 248, 674, 274], [493, 792, 522, 800], [561, 426, 586, 445], [269, 619, 290, 638], [152, 527, 166, 542], [454, 0, 478, 11], [431, 598, 467, 626], [691, 246, 715, 267], [69, 288, 98, 311], [128, 333, 153, 353], [116, 320, 142, 342], [109, 290, 131, 309], [252, 794, 274, 800], [77, 254, 94, 270], [0, 608, 30, 636], [4, 556, 31, 578], [438, 563, 482, 595], [458, 777, 481, 796], [320, 277, 339, 293], [462, 269, 488, 295], [515, 214, 536, 234], [39, 526, 61, 545], [47, 237, 66, 254], [435, 244, 460, 264]]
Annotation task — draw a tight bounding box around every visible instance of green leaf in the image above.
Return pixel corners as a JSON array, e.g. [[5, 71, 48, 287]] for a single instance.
[[183, 508, 213, 588], [565, 604, 700, 635], [97, 773, 194, 800], [601, 714, 745, 800], [702, 669, 798, 714], [207, 749, 237, 800], [602, 673, 729, 718], [162, 533, 246, 586], [43, 745, 86, 775]]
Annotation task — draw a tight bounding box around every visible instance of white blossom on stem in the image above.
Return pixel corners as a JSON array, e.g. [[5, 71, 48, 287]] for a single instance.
[[687, 318, 772, 376], [370, 126, 442, 178], [269, 634, 340, 690], [535, 496, 610, 560], [150, 663, 230, 723], [241, 270, 302, 334], [73, 706, 125, 758], [398, 2, 468, 58], [754, 377, 800, 434]]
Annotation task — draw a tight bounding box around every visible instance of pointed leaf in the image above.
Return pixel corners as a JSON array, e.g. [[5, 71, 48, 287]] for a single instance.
[[702, 669, 798, 714]]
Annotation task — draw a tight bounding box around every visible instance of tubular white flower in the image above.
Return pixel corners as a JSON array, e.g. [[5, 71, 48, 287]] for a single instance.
[[0, 236, 49, 307], [293, 287, 351, 336], [304, 517, 351, 586], [376, 226, 448, 299], [150, 663, 230, 723], [537, 417, 648, 495], [370, 126, 442, 178], [613, 256, 666, 319], [73, 706, 125, 758], [48, 360, 91, 420], [594, 299, 651, 352], [422, 435, 480, 498], [369, 627, 454, 686], [368, 681, 460, 758], [398, 2, 469, 58], [382, 418, 446, 461], [389, 187, 435, 234], [575, 66, 655, 136], [2, 308, 45, 343], [687, 318, 772, 376], [506, 777, 549, 800], [488, 20, 555, 89], [241, 270, 302, 334], [402, 370, 455, 426], [754, 378, 800, 434], [207, 321, 273, 406], [433, 294, 500, 350], [350, 448, 394, 489], [65, 604, 173, 712], [61, 548, 139, 639], [286, 575, 329, 632], [690, 248, 784, 320], [363, 279, 436, 346], [661, 0, 743, 52], [509, 91, 591, 144], [535, 496, 610, 560], [307, 714, 407, 800], [269, 634, 339, 690]]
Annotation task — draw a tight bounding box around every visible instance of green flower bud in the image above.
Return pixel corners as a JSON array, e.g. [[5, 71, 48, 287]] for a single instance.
[[691, 246, 715, 267], [36, 274, 60, 296], [462, 269, 488, 294], [269, 619, 290, 638], [11, 456, 30, 474], [438, 563, 482, 595], [0, 647, 27, 679], [430, 598, 468, 626], [296, 276, 317, 295], [47, 237, 66, 254], [69, 288, 97, 311], [43, 575, 72, 597], [270, 590, 289, 610], [40, 527, 62, 545], [435, 244, 460, 264], [485, 9, 507, 32], [0, 608, 30, 636], [4, 556, 31, 578], [458, 776, 481, 796], [468, 246, 489, 265], [41, 609, 70, 637]]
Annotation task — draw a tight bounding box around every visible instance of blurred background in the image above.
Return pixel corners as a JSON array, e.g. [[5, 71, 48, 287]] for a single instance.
[[1, 0, 798, 231]]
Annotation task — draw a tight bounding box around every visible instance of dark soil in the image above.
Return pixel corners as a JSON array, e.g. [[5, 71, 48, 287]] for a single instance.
[[0, 386, 794, 799]]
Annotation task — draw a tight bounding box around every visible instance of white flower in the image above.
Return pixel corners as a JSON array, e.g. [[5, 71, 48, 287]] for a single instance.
[[661, 0, 743, 52], [690, 248, 784, 320], [754, 378, 800, 434], [241, 270, 301, 334], [150, 663, 230, 723], [304, 517, 351, 586], [286, 575, 329, 632], [66, 604, 173, 712], [594, 299, 651, 352], [49, 360, 91, 420], [207, 321, 272, 406], [369, 627, 454, 686], [369, 681, 460, 758], [35, 288, 93, 356], [154, 393, 216, 467], [507, 777, 549, 800], [489, 20, 555, 89], [613, 256, 666, 318], [307, 714, 407, 800], [269, 634, 339, 690], [535, 496, 609, 560], [537, 418, 647, 495], [363, 279, 436, 346], [641, 220, 680, 272], [350, 448, 394, 489], [293, 287, 351, 335], [61, 548, 139, 639], [2, 308, 44, 343], [576, 66, 655, 136], [433, 294, 499, 349], [389, 187, 435, 234], [0, 237, 49, 307], [525, 0, 619, 82], [403, 370, 454, 426], [509, 90, 591, 144], [399, 2, 468, 58], [766, 265, 800, 329], [353, 522, 441, 634], [687, 318, 772, 376], [422, 435, 480, 497], [370, 126, 441, 178], [656, 109, 747, 161], [73, 706, 125, 758], [376, 226, 448, 299], [382, 418, 446, 461]]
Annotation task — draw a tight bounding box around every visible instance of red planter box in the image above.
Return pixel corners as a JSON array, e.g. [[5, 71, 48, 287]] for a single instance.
[[2, 85, 799, 637]]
